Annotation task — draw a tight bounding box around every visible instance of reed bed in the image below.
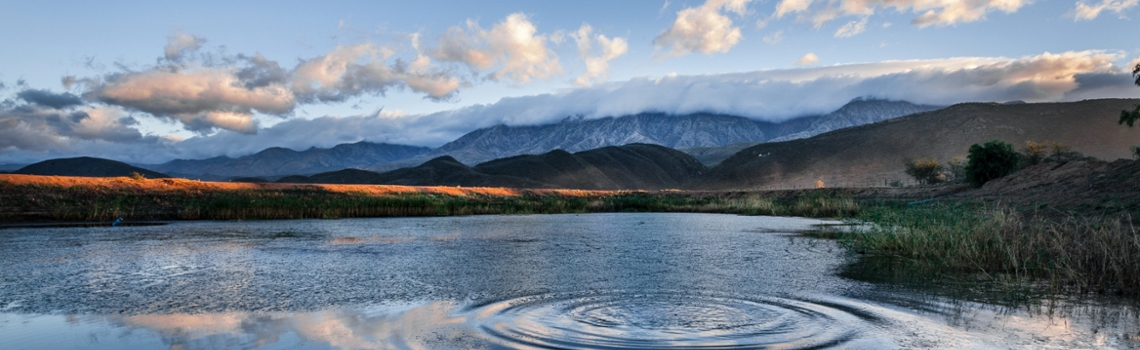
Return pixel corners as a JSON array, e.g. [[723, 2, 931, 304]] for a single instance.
[[0, 179, 860, 222], [847, 203, 1140, 297]]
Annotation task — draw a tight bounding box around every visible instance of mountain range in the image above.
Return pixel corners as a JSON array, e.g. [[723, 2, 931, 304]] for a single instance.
[[14, 99, 1140, 191], [382, 98, 941, 168], [132, 98, 938, 178], [146, 142, 430, 179], [280, 143, 706, 190]]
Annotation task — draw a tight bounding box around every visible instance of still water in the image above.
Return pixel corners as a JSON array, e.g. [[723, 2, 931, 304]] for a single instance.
[[0, 213, 1136, 349]]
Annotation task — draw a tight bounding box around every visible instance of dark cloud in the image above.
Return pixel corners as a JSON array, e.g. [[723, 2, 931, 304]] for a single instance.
[[16, 89, 85, 109]]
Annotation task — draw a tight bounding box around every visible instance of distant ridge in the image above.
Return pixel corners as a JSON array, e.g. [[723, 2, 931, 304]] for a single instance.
[[16, 157, 169, 178], [144, 141, 430, 178], [280, 143, 706, 190], [379, 98, 942, 168]]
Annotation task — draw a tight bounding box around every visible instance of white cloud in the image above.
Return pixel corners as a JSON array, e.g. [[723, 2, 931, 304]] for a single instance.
[[1071, 0, 1138, 20], [762, 30, 784, 44], [775, 0, 1031, 27], [432, 13, 562, 85], [86, 68, 295, 134], [796, 53, 820, 65], [164, 33, 205, 61], [82, 34, 463, 135], [654, 0, 752, 57], [835, 17, 869, 37], [571, 24, 629, 86]]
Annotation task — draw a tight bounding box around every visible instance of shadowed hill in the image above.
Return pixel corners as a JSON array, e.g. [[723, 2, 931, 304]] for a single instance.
[[280, 144, 706, 190], [146, 141, 430, 178], [16, 157, 169, 178], [698, 99, 1140, 190]]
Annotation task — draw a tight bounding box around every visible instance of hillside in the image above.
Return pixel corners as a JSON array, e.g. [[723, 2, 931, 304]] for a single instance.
[[281, 144, 706, 190], [146, 141, 430, 178], [15, 157, 169, 178], [698, 99, 1140, 190], [378, 99, 940, 168]]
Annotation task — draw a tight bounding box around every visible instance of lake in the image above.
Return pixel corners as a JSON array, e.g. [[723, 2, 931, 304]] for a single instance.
[[0, 213, 1136, 349]]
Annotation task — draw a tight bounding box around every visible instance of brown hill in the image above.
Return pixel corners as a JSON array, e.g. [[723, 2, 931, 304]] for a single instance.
[[15, 157, 169, 178], [963, 159, 1140, 214], [699, 99, 1140, 190]]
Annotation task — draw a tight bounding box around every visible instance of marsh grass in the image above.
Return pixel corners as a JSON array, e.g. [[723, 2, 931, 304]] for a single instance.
[[846, 202, 1140, 297], [0, 181, 860, 222]]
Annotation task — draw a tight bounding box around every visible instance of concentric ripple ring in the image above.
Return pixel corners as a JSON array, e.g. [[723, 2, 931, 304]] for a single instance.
[[467, 290, 877, 349]]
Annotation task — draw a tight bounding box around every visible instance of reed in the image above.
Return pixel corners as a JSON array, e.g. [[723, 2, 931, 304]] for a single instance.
[[0, 179, 860, 222], [846, 202, 1140, 297]]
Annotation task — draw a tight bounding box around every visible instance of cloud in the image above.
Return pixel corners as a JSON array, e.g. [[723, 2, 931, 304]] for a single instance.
[[796, 53, 820, 65], [775, 0, 1031, 28], [1071, 0, 1138, 20], [571, 24, 629, 86], [0, 99, 148, 154], [85, 67, 295, 134], [654, 0, 752, 57], [164, 33, 205, 61], [292, 42, 461, 103], [762, 30, 784, 44], [16, 89, 85, 109], [432, 13, 562, 85], [835, 17, 868, 37], [77, 32, 465, 135]]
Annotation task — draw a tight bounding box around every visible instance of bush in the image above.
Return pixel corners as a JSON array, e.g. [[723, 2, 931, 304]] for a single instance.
[[945, 156, 966, 183], [965, 140, 1021, 187], [904, 158, 945, 185], [1132, 146, 1140, 160], [129, 172, 146, 181], [1020, 140, 1047, 166]]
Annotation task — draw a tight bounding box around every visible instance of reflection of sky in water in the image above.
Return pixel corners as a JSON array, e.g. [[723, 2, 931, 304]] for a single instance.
[[0, 214, 1137, 349]]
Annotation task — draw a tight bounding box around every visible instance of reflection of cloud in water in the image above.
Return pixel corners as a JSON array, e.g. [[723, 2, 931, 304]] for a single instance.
[[113, 302, 471, 350]]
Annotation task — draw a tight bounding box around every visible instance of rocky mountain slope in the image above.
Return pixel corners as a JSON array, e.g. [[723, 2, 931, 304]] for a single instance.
[[281, 143, 706, 190], [697, 99, 1140, 190], [16, 157, 169, 178], [377, 98, 941, 169], [145, 141, 430, 179]]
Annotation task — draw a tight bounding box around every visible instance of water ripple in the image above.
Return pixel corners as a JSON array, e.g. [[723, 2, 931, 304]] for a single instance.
[[468, 291, 876, 349]]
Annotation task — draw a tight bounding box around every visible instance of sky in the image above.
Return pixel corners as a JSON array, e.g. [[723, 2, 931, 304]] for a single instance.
[[1, 0, 1138, 164]]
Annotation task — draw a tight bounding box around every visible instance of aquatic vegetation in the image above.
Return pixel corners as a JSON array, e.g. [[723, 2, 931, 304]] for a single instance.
[[846, 202, 1140, 298]]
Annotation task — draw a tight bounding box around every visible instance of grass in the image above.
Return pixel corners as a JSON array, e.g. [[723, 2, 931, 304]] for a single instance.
[[0, 178, 861, 222], [843, 202, 1140, 298]]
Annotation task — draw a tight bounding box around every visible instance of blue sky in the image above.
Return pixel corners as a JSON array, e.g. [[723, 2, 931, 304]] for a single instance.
[[1, 0, 1138, 163]]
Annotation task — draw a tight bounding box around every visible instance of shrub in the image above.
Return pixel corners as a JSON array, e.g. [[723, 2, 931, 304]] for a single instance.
[[129, 172, 146, 181], [904, 158, 945, 185], [1020, 140, 1047, 166], [945, 156, 966, 183], [1132, 146, 1140, 160], [965, 140, 1021, 187]]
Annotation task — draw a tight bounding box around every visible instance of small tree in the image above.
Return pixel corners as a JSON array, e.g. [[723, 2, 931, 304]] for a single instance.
[[965, 140, 1022, 187], [1020, 140, 1047, 166], [1121, 63, 1140, 127], [904, 158, 946, 185], [129, 171, 146, 181], [1045, 142, 1083, 163], [945, 156, 966, 183]]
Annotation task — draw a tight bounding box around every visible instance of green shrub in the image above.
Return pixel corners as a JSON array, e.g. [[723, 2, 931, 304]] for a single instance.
[[964, 140, 1021, 187]]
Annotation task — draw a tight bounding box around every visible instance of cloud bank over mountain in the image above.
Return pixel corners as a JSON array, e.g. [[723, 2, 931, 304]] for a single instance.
[[1, 50, 1136, 164]]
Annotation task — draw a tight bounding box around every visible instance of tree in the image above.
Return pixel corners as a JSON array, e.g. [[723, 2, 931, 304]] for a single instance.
[[1020, 140, 1047, 166], [904, 158, 946, 185], [965, 140, 1022, 187], [1120, 63, 1140, 127]]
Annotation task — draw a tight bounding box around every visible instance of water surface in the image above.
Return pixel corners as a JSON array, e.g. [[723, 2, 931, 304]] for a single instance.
[[0, 213, 1136, 349]]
